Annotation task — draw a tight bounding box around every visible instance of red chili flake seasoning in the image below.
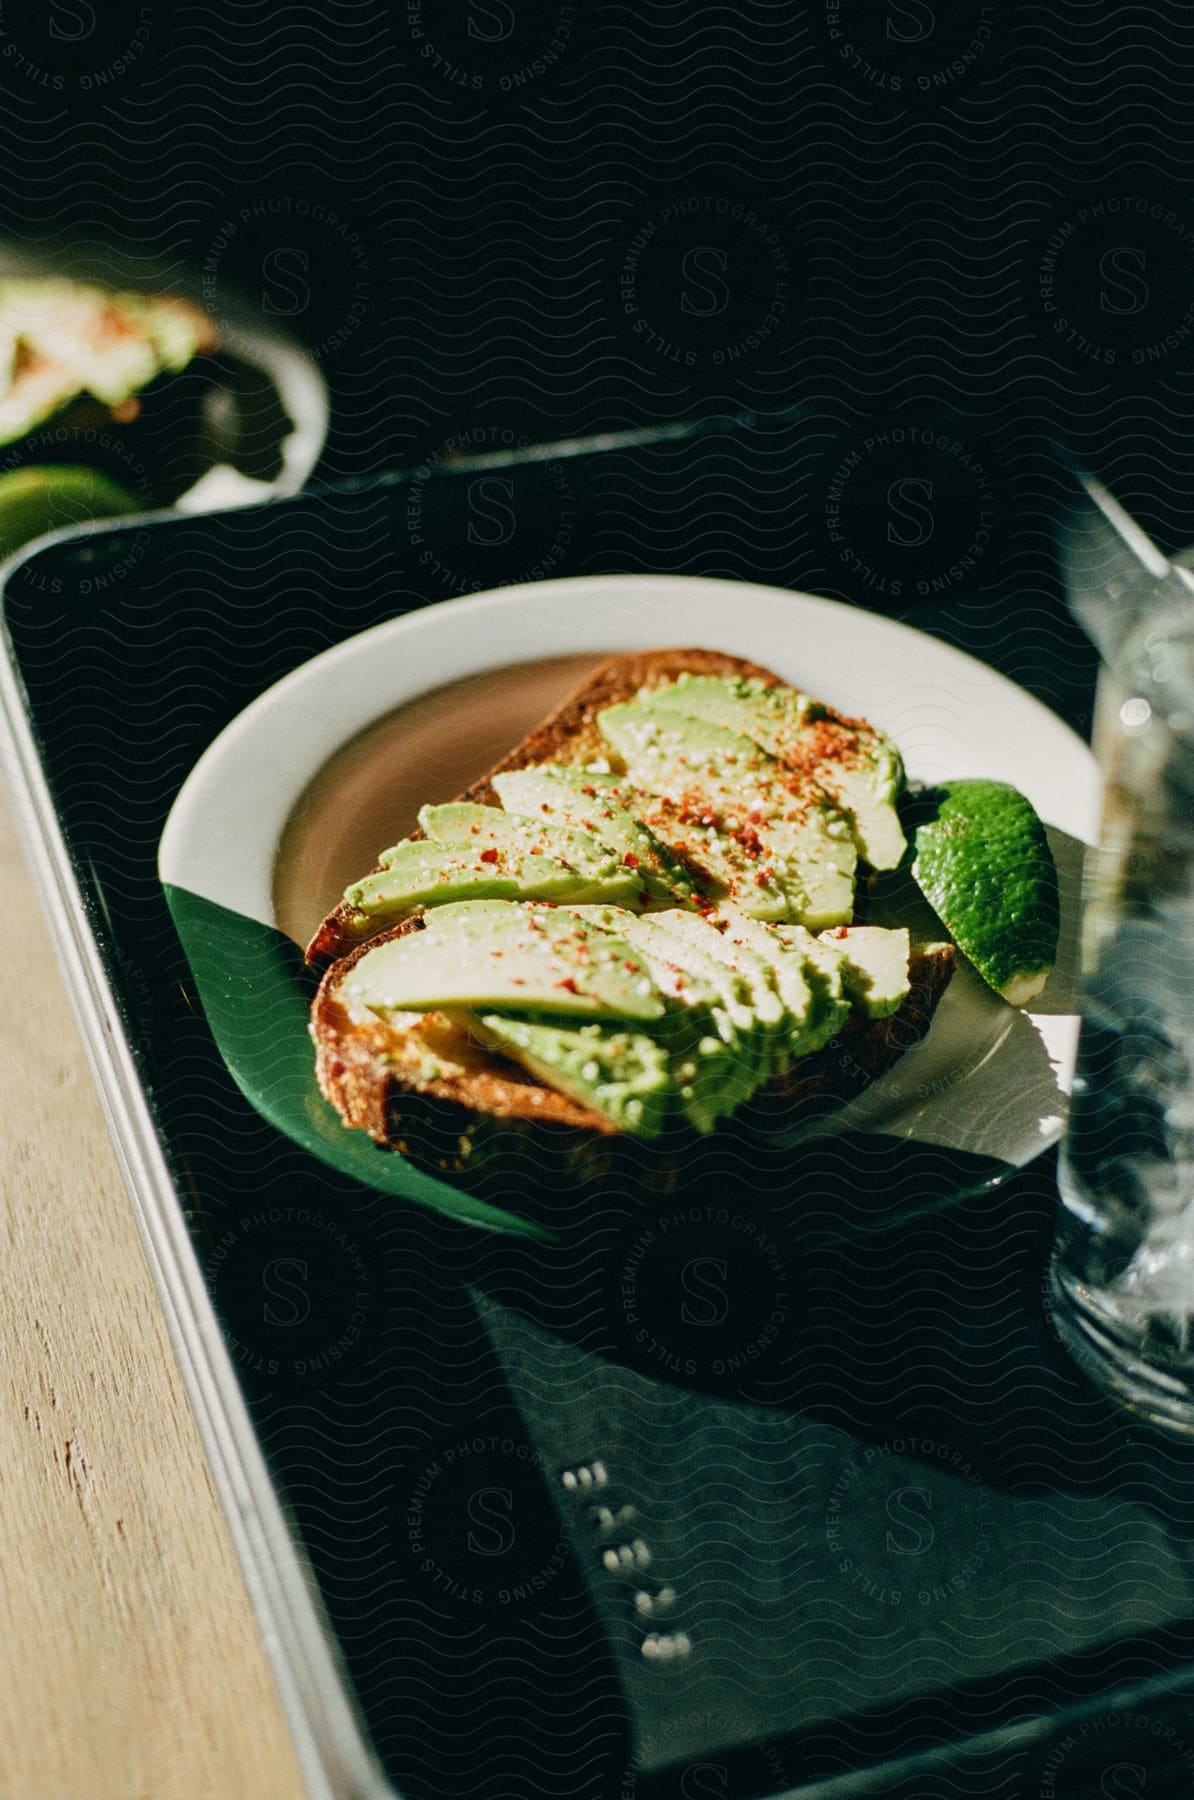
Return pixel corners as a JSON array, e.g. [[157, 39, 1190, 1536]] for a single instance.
[[479, 847, 499, 864], [827, 924, 850, 939], [623, 851, 640, 868], [783, 716, 866, 780], [581, 784, 597, 797], [777, 789, 814, 827], [556, 976, 580, 993]]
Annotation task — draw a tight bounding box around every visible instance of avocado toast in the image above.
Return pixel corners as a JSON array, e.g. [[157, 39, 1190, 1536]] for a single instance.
[[0, 277, 221, 523], [308, 649, 957, 1183], [0, 277, 217, 452]]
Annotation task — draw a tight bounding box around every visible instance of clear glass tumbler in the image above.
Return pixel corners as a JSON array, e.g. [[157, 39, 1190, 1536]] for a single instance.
[[1052, 586, 1194, 1433]]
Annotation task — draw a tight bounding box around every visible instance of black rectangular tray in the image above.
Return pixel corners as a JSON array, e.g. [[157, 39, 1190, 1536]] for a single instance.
[[5, 423, 1194, 1800]]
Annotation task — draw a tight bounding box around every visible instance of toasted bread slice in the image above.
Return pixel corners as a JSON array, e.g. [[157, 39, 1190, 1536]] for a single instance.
[[313, 916, 954, 1182], [308, 648, 956, 1183]]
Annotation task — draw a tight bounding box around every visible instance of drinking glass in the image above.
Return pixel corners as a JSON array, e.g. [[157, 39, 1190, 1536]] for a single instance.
[[1052, 584, 1194, 1432]]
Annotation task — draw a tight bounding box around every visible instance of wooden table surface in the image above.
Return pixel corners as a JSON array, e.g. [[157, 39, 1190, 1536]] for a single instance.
[[0, 779, 306, 1799]]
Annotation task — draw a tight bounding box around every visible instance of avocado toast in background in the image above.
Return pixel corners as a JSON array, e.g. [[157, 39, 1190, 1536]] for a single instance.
[[308, 649, 962, 1185], [0, 278, 217, 453], [0, 277, 233, 550]]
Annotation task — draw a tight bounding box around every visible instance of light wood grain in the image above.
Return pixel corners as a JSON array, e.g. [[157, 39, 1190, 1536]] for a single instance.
[[0, 782, 306, 1800]]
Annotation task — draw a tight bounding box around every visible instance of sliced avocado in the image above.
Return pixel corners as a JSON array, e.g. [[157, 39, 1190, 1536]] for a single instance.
[[418, 801, 642, 904], [645, 674, 811, 742], [427, 898, 529, 923], [609, 912, 769, 1129], [643, 907, 790, 1078], [419, 800, 579, 857], [801, 709, 906, 873], [710, 906, 823, 1060], [491, 765, 699, 906], [467, 1014, 673, 1138], [772, 924, 853, 1053], [597, 703, 856, 928], [815, 926, 910, 1019], [563, 902, 750, 1133], [611, 912, 758, 1040], [646, 675, 906, 870], [343, 901, 664, 1020], [660, 1014, 758, 1136], [350, 838, 599, 921], [621, 789, 781, 918]]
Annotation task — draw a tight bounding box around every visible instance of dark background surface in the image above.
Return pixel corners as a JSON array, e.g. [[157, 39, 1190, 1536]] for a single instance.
[[6, 1, 1194, 559], [10, 2, 1194, 1795]]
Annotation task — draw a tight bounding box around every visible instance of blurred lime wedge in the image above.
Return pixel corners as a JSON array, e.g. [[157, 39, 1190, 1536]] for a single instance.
[[907, 778, 1059, 1005], [0, 465, 141, 560]]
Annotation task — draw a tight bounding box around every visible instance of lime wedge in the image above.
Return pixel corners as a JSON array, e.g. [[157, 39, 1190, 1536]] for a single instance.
[[0, 465, 141, 560], [907, 778, 1059, 1005]]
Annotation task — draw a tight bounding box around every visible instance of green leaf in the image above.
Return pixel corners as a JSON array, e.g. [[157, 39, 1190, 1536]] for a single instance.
[[162, 884, 556, 1241]]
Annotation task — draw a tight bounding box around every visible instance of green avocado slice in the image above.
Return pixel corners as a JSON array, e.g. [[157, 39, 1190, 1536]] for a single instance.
[[347, 840, 594, 921], [709, 906, 824, 1057], [608, 911, 770, 1129], [641, 908, 790, 1079], [815, 926, 911, 1019], [491, 765, 699, 905], [771, 924, 853, 1053], [800, 711, 906, 873], [466, 1014, 673, 1138], [418, 801, 642, 904], [572, 904, 766, 1127], [606, 910, 756, 1035], [342, 901, 665, 1020], [597, 703, 856, 927], [644, 675, 907, 870]]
